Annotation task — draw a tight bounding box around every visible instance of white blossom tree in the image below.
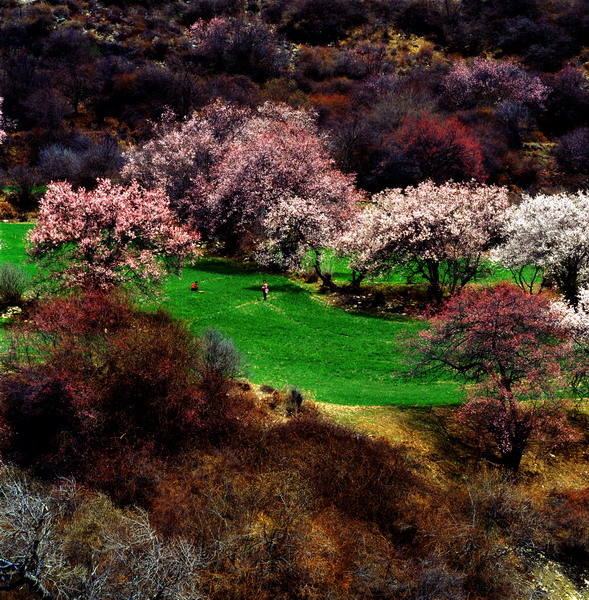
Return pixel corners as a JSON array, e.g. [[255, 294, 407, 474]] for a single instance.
[[492, 191, 589, 306], [551, 287, 589, 343]]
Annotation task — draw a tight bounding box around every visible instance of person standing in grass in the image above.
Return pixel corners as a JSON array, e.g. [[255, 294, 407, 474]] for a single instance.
[[262, 280, 269, 301]]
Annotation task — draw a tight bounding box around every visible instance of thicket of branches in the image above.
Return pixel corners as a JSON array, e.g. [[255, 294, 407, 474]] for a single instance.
[[0, 0, 587, 215]]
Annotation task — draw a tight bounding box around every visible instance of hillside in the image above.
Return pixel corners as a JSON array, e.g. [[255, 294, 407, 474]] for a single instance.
[[0, 1, 588, 599]]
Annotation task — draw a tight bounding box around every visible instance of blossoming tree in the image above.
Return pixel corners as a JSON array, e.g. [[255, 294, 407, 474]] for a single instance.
[[443, 58, 549, 110], [204, 103, 361, 269], [0, 97, 6, 144], [124, 101, 361, 281], [28, 179, 199, 291], [122, 102, 250, 216], [415, 285, 576, 472], [492, 191, 589, 306], [339, 181, 509, 299]]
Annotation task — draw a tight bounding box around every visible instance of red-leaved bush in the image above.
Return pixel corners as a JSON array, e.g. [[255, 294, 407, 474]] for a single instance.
[[416, 285, 578, 471], [0, 292, 250, 482], [389, 114, 487, 183]]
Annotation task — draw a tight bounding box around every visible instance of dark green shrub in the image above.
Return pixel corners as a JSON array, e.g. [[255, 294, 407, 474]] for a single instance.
[[0, 263, 29, 309], [199, 328, 244, 382], [284, 385, 304, 415]]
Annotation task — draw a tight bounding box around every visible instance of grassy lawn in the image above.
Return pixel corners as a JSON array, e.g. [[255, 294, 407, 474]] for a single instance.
[[164, 259, 461, 406], [0, 223, 462, 406]]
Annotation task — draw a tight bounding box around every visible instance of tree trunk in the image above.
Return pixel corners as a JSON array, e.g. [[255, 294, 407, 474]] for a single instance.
[[312, 248, 339, 292], [425, 260, 443, 305], [500, 446, 525, 473], [350, 269, 365, 292]]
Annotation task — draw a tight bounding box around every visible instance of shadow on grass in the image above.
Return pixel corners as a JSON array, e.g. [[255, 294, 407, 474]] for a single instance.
[[243, 283, 306, 294], [188, 258, 257, 276]]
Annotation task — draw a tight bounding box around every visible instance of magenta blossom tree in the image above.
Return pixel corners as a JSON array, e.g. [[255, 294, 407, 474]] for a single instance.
[[28, 179, 199, 291], [415, 285, 577, 472]]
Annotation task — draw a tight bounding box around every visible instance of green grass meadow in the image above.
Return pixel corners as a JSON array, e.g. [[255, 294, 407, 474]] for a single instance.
[[0, 223, 462, 406]]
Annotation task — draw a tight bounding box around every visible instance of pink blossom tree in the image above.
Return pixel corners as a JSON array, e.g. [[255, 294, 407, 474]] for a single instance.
[[415, 285, 577, 472], [124, 102, 360, 281], [339, 181, 509, 299], [122, 102, 251, 218], [256, 195, 354, 284], [28, 179, 199, 292], [203, 103, 361, 268], [443, 58, 549, 110], [0, 97, 6, 145], [491, 191, 589, 306]]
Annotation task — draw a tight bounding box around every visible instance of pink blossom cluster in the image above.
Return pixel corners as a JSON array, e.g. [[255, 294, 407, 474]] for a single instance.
[[205, 102, 359, 233], [443, 58, 549, 109], [28, 179, 199, 290], [122, 102, 250, 212], [125, 101, 361, 268], [0, 97, 6, 145], [257, 194, 353, 270]]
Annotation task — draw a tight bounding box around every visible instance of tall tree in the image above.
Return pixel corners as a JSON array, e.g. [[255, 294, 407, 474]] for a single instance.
[[415, 285, 576, 472]]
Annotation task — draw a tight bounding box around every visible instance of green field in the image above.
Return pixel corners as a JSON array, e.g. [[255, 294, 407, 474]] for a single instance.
[[0, 223, 461, 406]]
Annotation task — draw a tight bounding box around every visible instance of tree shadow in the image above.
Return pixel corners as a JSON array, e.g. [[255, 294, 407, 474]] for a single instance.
[[243, 283, 306, 294], [188, 258, 254, 277]]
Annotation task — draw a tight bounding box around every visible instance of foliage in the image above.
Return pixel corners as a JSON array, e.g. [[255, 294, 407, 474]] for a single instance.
[[126, 101, 361, 276], [339, 181, 509, 301], [28, 179, 199, 292], [199, 327, 244, 382], [122, 102, 250, 211], [190, 16, 292, 82], [552, 287, 589, 344], [542, 66, 589, 134], [555, 127, 589, 173], [0, 97, 5, 145], [263, 0, 366, 44], [0, 470, 205, 599], [257, 193, 356, 276], [192, 103, 360, 259], [492, 190, 589, 305], [416, 285, 576, 471], [0, 292, 237, 473]]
